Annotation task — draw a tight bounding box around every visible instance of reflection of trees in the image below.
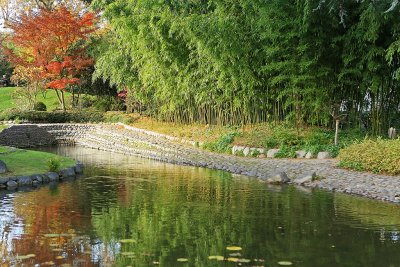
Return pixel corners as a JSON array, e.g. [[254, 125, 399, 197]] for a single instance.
[[4, 145, 400, 266], [91, 164, 399, 267], [6, 184, 96, 265], [335, 194, 400, 232]]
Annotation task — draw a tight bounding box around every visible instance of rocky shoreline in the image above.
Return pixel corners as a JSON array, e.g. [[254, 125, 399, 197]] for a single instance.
[[1, 123, 400, 203], [0, 162, 84, 191]]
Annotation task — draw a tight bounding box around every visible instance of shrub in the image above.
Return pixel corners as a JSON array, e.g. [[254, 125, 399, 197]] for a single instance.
[[34, 102, 47, 111], [275, 145, 297, 158], [202, 132, 239, 153], [338, 138, 400, 175], [263, 124, 302, 148], [47, 157, 61, 172], [0, 109, 104, 123]]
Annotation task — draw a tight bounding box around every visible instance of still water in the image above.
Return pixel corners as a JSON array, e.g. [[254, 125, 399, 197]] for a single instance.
[[1, 147, 400, 266]]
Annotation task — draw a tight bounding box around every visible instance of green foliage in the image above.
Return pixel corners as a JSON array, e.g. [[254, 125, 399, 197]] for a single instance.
[[103, 111, 138, 124], [34, 101, 47, 111], [338, 139, 400, 175], [250, 149, 260, 157], [275, 146, 297, 158], [93, 96, 124, 112], [89, 0, 400, 134], [0, 109, 104, 123], [263, 126, 302, 148], [47, 157, 61, 172], [202, 132, 239, 153]]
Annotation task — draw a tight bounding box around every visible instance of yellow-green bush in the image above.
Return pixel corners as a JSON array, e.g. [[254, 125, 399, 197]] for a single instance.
[[338, 139, 400, 175]]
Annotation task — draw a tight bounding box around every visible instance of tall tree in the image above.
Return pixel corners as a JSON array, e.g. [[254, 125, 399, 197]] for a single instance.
[[4, 6, 97, 111]]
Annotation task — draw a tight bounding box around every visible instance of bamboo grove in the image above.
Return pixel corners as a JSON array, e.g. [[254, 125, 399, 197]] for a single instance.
[[91, 0, 400, 133]]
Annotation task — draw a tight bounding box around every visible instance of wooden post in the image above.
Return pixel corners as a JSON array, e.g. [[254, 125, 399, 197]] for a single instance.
[[335, 119, 340, 146]]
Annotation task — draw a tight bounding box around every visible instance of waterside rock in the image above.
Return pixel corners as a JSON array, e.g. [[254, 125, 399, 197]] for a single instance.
[[295, 150, 307, 159], [294, 172, 317, 185], [267, 149, 280, 158], [0, 160, 7, 174], [317, 151, 331, 159], [266, 172, 291, 184]]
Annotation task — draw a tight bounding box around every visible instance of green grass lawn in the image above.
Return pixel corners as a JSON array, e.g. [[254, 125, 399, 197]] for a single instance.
[[0, 147, 76, 176], [0, 87, 72, 112]]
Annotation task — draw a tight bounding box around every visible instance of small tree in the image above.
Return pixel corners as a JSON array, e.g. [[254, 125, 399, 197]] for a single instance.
[[4, 6, 97, 111], [10, 65, 45, 110]]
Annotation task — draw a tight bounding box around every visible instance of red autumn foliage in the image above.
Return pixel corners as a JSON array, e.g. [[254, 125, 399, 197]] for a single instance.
[[4, 6, 97, 91]]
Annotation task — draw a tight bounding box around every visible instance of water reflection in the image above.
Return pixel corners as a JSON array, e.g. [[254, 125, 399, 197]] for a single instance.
[[0, 146, 399, 266]]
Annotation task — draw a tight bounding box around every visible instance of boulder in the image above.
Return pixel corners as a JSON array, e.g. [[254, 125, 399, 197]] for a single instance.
[[59, 167, 76, 178], [294, 172, 317, 185], [32, 180, 40, 187], [317, 151, 331, 159], [46, 172, 60, 182], [7, 180, 17, 188], [305, 152, 314, 159], [17, 176, 32, 186], [256, 148, 266, 154], [0, 176, 10, 184], [267, 172, 291, 184], [232, 146, 244, 155], [295, 150, 307, 159], [31, 174, 44, 183], [0, 160, 7, 174], [74, 163, 84, 174], [243, 147, 251, 156], [267, 149, 280, 158]]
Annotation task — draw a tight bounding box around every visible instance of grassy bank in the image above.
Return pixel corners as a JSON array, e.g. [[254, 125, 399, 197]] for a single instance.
[[0, 87, 72, 112], [117, 115, 365, 157], [0, 147, 76, 176]]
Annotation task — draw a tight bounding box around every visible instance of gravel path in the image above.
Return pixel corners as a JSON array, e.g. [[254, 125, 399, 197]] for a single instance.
[[52, 123, 400, 204]]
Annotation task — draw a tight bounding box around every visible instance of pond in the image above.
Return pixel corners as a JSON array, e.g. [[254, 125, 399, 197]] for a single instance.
[[1, 147, 400, 266]]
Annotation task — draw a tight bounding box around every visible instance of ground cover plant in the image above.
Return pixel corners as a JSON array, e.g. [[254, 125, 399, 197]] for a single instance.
[[0, 147, 76, 176], [338, 139, 400, 175]]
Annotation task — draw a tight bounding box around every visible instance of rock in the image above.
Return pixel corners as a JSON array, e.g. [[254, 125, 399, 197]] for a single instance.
[[231, 146, 244, 155], [256, 148, 266, 154], [0, 176, 10, 184], [267, 149, 280, 158], [267, 172, 291, 184], [305, 152, 314, 159], [59, 167, 76, 178], [317, 151, 331, 159], [294, 172, 317, 185], [243, 147, 250, 156], [46, 172, 60, 182], [17, 176, 32, 186], [74, 163, 84, 174], [0, 160, 7, 174], [295, 150, 307, 159], [32, 180, 40, 187], [31, 174, 43, 183], [257, 154, 267, 158], [7, 180, 17, 188]]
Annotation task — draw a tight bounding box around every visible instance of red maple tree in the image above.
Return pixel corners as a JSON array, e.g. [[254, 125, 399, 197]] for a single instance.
[[4, 7, 97, 111]]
